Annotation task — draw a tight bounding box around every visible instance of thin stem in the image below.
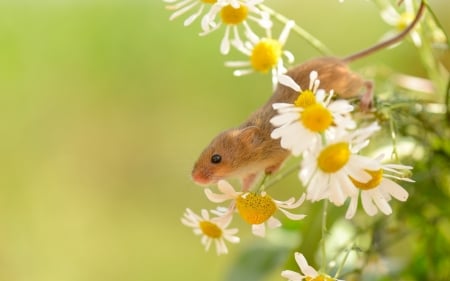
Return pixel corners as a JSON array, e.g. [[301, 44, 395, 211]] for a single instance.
[[389, 114, 399, 161], [257, 173, 270, 192], [264, 163, 300, 190], [334, 244, 354, 279], [258, 4, 332, 56], [320, 200, 329, 271]]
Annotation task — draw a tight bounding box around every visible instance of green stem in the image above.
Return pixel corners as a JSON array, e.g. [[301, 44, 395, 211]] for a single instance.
[[258, 4, 333, 56], [257, 173, 270, 192], [334, 244, 354, 279], [320, 200, 329, 271], [264, 163, 300, 191], [389, 113, 399, 161]]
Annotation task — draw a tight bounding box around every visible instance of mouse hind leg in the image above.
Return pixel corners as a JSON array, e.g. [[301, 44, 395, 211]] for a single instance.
[[360, 80, 374, 111]]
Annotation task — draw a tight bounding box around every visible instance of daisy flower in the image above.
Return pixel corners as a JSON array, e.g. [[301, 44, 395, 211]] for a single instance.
[[281, 252, 341, 281], [225, 20, 295, 87], [345, 156, 414, 219], [379, 0, 422, 47], [300, 122, 382, 206], [164, 0, 218, 26], [181, 207, 240, 255], [201, 0, 272, 54], [205, 180, 306, 237], [270, 71, 355, 156]]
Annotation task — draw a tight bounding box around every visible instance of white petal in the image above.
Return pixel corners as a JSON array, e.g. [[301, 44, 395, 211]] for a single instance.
[[328, 99, 354, 113], [278, 74, 301, 92], [243, 21, 260, 44], [267, 216, 282, 228], [345, 196, 359, 219], [281, 270, 304, 280], [294, 252, 318, 277], [230, 0, 240, 9], [382, 179, 409, 201], [270, 112, 299, 127], [361, 191, 378, 216], [183, 4, 203, 26], [202, 236, 212, 251], [169, 1, 197, 21], [410, 31, 422, 47], [252, 223, 266, 237], [372, 190, 392, 215], [166, 0, 194, 10], [309, 71, 318, 89], [328, 175, 346, 206], [380, 6, 400, 26], [283, 50, 295, 63], [272, 103, 295, 110], [204, 189, 231, 203], [279, 208, 306, 220], [225, 60, 251, 68], [215, 238, 228, 255], [220, 26, 231, 54], [224, 233, 240, 244], [278, 20, 295, 45], [234, 69, 254, 76]]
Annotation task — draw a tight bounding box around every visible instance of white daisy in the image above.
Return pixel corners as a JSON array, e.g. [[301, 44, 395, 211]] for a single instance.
[[164, 0, 218, 26], [201, 0, 272, 54], [379, 0, 422, 47], [205, 180, 306, 237], [345, 156, 414, 219], [300, 122, 382, 206], [281, 252, 341, 281], [270, 71, 355, 156], [225, 20, 295, 87], [181, 207, 240, 255]]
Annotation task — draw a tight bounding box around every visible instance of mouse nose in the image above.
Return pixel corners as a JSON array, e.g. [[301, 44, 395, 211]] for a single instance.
[[191, 169, 212, 186]]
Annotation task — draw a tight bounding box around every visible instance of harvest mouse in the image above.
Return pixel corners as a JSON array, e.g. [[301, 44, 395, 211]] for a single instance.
[[192, 0, 425, 189]]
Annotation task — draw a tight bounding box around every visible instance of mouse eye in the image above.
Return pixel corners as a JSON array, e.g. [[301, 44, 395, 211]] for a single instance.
[[211, 154, 222, 164]]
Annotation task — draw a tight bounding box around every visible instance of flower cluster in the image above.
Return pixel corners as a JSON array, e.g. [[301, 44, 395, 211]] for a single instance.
[[164, 0, 296, 86], [183, 179, 306, 254], [271, 71, 414, 219], [181, 70, 414, 259]]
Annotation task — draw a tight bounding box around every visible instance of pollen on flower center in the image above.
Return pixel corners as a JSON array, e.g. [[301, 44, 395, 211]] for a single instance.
[[301, 103, 333, 132], [294, 90, 316, 108], [201, 0, 217, 3], [236, 192, 276, 225], [318, 142, 350, 173], [349, 169, 383, 190], [220, 4, 248, 25], [199, 221, 222, 238], [250, 39, 282, 73], [396, 12, 414, 30]]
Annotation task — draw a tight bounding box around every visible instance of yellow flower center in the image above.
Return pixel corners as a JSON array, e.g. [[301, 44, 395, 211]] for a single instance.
[[301, 103, 333, 132], [201, 0, 217, 3], [305, 274, 334, 281], [317, 142, 350, 173], [220, 4, 248, 25], [250, 39, 282, 73], [294, 90, 316, 108], [199, 221, 222, 238], [396, 12, 414, 31], [236, 192, 276, 225], [349, 169, 383, 190]]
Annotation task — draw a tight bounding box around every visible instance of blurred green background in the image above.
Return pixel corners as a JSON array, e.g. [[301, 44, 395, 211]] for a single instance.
[[0, 0, 448, 280]]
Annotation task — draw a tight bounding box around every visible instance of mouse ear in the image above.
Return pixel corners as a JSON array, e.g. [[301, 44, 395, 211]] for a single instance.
[[237, 126, 263, 146]]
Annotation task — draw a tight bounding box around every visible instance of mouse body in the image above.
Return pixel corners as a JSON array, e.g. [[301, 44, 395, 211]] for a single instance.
[[192, 57, 366, 188]]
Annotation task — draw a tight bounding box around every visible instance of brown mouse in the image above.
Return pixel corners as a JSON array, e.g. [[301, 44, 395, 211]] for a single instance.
[[191, 0, 425, 189]]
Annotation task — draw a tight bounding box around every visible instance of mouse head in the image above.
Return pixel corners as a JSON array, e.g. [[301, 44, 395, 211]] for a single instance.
[[191, 126, 263, 186]]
